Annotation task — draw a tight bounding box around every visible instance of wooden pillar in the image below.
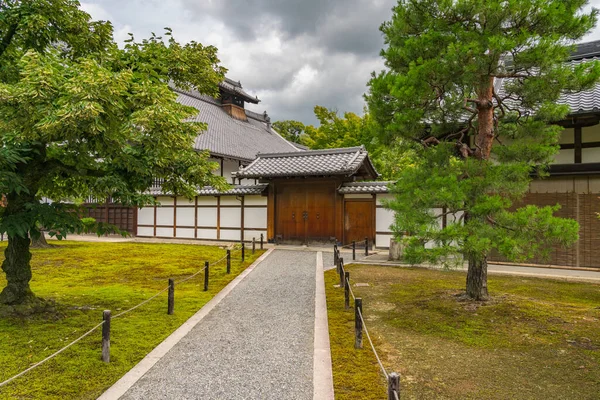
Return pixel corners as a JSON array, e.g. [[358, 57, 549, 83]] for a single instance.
[[194, 196, 198, 239], [173, 196, 177, 238], [217, 196, 221, 240], [575, 126, 582, 164], [335, 182, 344, 244], [241, 196, 245, 243], [267, 183, 275, 241], [153, 197, 157, 237]]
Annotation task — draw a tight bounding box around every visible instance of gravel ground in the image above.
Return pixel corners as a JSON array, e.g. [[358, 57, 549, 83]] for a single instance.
[[121, 250, 317, 400]]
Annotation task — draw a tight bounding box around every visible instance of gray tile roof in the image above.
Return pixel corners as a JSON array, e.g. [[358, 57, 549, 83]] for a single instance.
[[219, 78, 260, 104], [174, 87, 300, 162], [234, 146, 379, 179], [148, 183, 268, 196], [338, 181, 392, 194]]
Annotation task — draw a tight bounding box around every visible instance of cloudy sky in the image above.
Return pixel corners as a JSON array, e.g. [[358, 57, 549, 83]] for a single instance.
[[81, 0, 600, 126]]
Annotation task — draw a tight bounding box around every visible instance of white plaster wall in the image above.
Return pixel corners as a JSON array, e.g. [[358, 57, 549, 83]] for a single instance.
[[197, 207, 217, 227], [244, 230, 267, 242], [137, 226, 154, 237], [582, 147, 600, 163], [221, 207, 242, 228], [176, 196, 194, 206], [376, 193, 394, 206], [176, 207, 195, 227], [220, 229, 241, 241], [138, 207, 154, 225], [583, 124, 600, 142], [376, 208, 395, 233], [156, 227, 173, 237], [376, 233, 394, 249], [156, 196, 174, 206], [156, 207, 174, 226], [197, 197, 218, 206], [559, 128, 574, 144], [223, 159, 239, 184], [554, 148, 574, 164], [197, 228, 218, 240], [244, 195, 267, 206], [244, 208, 267, 229], [221, 196, 241, 206], [176, 228, 195, 239]]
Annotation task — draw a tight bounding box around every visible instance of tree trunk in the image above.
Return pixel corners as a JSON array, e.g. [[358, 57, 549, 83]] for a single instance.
[[466, 255, 489, 301], [30, 231, 52, 248], [0, 235, 35, 305]]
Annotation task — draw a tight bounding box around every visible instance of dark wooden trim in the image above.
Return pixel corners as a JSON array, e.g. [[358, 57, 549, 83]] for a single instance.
[[173, 196, 177, 237], [547, 163, 600, 176], [194, 196, 198, 239], [376, 231, 393, 235], [561, 141, 600, 150], [267, 183, 275, 241], [241, 196, 245, 242], [220, 158, 224, 177], [575, 126, 582, 164], [216, 196, 221, 240], [133, 207, 138, 236]]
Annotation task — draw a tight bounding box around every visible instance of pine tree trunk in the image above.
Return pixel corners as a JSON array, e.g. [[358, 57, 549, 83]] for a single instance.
[[0, 235, 35, 305], [466, 255, 489, 301]]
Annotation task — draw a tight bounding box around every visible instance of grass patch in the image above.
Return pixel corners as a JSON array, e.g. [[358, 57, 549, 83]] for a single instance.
[[0, 241, 264, 399], [326, 265, 600, 399]]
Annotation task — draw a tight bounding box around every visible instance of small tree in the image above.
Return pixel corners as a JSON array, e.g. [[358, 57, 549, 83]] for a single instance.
[[0, 0, 227, 305], [272, 120, 308, 144], [367, 0, 600, 300]]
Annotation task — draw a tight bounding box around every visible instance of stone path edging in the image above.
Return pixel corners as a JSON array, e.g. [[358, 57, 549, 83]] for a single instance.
[[313, 252, 335, 400], [97, 248, 274, 400]]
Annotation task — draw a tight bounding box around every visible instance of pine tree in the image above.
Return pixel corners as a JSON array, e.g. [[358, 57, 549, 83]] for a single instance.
[[367, 0, 600, 299]]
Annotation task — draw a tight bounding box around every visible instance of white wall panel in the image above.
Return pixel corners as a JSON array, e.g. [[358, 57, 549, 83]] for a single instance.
[[220, 229, 241, 241], [197, 197, 217, 206], [221, 207, 241, 227], [582, 147, 600, 164], [197, 207, 217, 227], [156, 196, 174, 206], [176, 207, 195, 227], [244, 195, 267, 206], [244, 208, 267, 229], [376, 208, 395, 232], [156, 207, 174, 226], [244, 230, 266, 242], [223, 159, 240, 184], [176, 196, 194, 206], [176, 228, 195, 238], [197, 229, 217, 240], [554, 149, 574, 164], [138, 207, 154, 225], [583, 124, 600, 142], [156, 227, 173, 237], [220, 196, 241, 206], [137, 227, 154, 237], [376, 234, 393, 249], [376, 194, 394, 206], [559, 128, 574, 144]]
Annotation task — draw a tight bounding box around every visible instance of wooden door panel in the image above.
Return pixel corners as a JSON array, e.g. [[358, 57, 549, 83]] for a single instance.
[[344, 200, 374, 245], [276, 184, 306, 241], [306, 185, 336, 242]]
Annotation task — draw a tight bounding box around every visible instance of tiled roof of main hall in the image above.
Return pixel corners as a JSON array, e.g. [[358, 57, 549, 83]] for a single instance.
[[338, 181, 392, 194], [172, 86, 299, 162], [234, 146, 379, 179]]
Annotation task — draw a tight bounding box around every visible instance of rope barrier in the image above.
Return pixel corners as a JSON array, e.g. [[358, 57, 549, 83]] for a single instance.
[[0, 321, 105, 388], [357, 307, 389, 380], [0, 246, 246, 389]]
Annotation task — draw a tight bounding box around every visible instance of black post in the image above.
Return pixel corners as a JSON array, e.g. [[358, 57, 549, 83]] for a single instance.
[[344, 272, 350, 310], [260, 233, 264, 250], [355, 298, 363, 349], [241, 242, 245, 262], [339, 257, 345, 287], [388, 372, 400, 400], [365, 237, 369, 256], [252, 237, 256, 254], [167, 279, 174, 315], [102, 310, 111, 363], [226, 249, 231, 274], [352, 241, 356, 261], [204, 261, 209, 291], [334, 244, 338, 266]]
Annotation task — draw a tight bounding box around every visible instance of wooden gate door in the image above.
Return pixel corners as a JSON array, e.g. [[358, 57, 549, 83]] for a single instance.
[[276, 184, 306, 242], [305, 184, 336, 243], [344, 199, 374, 245]]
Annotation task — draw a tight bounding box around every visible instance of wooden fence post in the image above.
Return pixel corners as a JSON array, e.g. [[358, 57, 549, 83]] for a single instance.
[[167, 279, 174, 315], [334, 244, 338, 266], [355, 298, 363, 349], [204, 261, 209, 291], [365, 237, 369, 256], [241, 242, 245, 262], [260, 233, 264, 250], [339, 257, 345, 287], [226, 249, 231, 274], [352, 241, 356, 260], [344, 272, 350, 310], [388, 372, 400, 400], [252, 237, 256, 254], [102, 310, 111, 363]]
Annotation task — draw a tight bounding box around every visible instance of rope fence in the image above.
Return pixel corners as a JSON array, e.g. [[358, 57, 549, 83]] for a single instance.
[[334, 237, 372, 263], [0, 240, 257, 389], [333, 245, 401, 400]]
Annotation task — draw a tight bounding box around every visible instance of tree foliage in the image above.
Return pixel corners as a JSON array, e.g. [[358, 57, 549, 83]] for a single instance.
[[0, 0, 227, 304], [367, 0, 600, 299]]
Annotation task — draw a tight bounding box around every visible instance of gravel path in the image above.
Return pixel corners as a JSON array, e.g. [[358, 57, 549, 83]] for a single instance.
[[120, 250, 317, 400]]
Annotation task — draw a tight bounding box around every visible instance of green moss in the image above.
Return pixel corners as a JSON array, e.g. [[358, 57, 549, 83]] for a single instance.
[[327, 264, 600, 400], [0, 241, 264, 399]]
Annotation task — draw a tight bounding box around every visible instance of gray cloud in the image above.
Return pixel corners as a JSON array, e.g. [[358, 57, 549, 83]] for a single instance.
[[81, 0, 600, 125]]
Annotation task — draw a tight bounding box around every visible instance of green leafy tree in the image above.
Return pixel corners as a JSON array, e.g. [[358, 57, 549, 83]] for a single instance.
[[0, 0, 227, 305], [367, 0, 600, 300], [272, 120, 308, 144]]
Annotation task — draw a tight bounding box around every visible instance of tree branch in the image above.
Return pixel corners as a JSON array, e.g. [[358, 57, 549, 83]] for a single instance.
[[0, 22, 18, 58]]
